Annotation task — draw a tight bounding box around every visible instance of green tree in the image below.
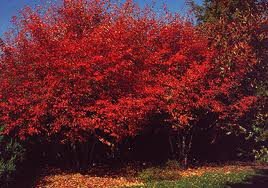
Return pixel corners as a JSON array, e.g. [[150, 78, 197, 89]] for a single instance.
[[188, 0, 268, 161]]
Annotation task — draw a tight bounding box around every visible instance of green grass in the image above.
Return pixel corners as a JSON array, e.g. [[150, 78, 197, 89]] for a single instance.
[[128, 168, 256, 188]]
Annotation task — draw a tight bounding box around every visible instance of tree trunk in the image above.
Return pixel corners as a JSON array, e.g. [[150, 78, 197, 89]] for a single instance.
[[176, 126, 194, 168], [89, 138, 97, 166], [168, 135, 175, 158]]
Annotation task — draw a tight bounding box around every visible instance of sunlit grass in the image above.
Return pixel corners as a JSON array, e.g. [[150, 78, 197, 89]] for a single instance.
[[127, 165, 257, 188]]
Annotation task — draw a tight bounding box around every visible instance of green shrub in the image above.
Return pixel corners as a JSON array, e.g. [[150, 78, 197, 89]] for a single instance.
[[0, 127, 26, 187], [165, 160, 182, 170], [138, 160, 185, 182], [254, 146, 268, 164], [138, 167, 181, 182]]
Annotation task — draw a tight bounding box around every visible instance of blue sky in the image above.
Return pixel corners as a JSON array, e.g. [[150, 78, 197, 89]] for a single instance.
[[0, 0, 203, 37]]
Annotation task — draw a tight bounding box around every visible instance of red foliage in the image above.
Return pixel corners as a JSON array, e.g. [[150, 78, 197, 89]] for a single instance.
[[0, 0, 256, 143]]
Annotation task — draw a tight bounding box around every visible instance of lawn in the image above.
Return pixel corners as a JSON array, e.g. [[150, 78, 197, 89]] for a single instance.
[[134, 169, 257, 188], [28, 163, 268, 188]]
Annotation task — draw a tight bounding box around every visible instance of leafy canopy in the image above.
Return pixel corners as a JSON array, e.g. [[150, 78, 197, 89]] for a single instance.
[[0, 0, 256, 144]]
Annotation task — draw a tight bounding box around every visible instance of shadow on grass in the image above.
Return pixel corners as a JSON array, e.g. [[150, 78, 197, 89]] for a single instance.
[[229, 169, 268, 188], [8, 162, 141, 188]]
